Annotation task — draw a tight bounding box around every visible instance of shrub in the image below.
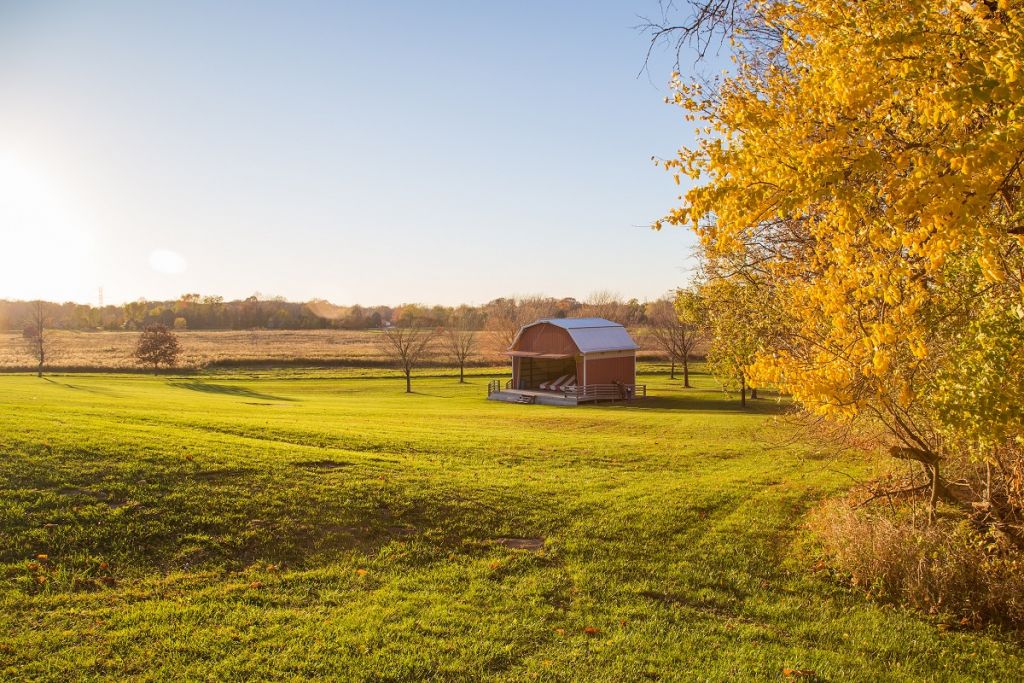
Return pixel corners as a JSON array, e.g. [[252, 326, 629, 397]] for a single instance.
[[133, 325, 182, 371], [809, 499, 1024, 628]]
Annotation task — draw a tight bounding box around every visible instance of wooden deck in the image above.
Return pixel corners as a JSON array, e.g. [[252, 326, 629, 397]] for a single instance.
[[486, 381, 646, 407]]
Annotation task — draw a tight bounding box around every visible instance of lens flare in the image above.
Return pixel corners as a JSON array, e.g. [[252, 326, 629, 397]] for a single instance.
[[149, 249, 187, 274]]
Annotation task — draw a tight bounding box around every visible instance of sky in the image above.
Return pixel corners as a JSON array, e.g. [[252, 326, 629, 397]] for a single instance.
[[0, 1, 705, 307]]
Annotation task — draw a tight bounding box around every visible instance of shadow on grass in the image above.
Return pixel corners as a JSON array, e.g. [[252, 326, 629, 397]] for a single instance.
[[170, 380, 298, 402], [41, 378, 122, 397], [627, 393, 792, 415]]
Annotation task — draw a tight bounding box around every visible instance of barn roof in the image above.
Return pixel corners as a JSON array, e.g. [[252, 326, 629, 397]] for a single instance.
[[512, 317, 639, 354]]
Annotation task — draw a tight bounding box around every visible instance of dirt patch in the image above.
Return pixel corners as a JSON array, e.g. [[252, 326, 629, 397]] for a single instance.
[[293, 459, 352, 471], [494, 537, 545, 551]]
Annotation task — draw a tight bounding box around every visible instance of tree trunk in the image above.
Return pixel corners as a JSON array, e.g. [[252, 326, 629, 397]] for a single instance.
[[405, 370, 412, 393], [740, 374, 746, 407], [749, 387, 758, 400], [459, 362, 465, 383], [682, 356, 690, 388], [670, 359, 675, 379], [985, 461, 992, 505], [929, 461, 939, 525]]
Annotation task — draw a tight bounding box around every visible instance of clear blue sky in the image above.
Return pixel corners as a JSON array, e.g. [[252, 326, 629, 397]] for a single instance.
[[0, 1, 701, 306]]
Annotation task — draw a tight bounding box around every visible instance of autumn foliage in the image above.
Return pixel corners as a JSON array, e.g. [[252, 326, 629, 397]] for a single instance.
[[133, 325, 182, 371], [658, 0, 1024, 619]]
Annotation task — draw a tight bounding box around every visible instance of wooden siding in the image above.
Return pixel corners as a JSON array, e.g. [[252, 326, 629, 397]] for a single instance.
[[583, 354, 635, 385], [512, 323, 579, 356]]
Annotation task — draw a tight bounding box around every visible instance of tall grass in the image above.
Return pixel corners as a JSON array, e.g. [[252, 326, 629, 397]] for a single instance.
[[809, 499, 1024, 628]]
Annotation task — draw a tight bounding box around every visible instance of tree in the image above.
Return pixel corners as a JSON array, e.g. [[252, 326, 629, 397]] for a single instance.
[[22, 300, 51, 377], [654, 0, 1024, 520], [133, 325, 182, 371], [441, 309, 481, 383], [580, 290, 629, 322], [699, 278, 775, 407], [377, 324, 436, 393], [644, 295, 703, 387], [674, 286, 709, 385], [483, 296, 559, 352]]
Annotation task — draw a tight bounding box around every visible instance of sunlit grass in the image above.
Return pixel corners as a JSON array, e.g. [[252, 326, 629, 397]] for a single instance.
[[0, 365, 1019, 680]]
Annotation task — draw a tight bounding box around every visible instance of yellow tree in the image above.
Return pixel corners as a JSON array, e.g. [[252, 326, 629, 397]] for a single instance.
[[657, 0, 1024, 518], [697, 275, 779, 406]]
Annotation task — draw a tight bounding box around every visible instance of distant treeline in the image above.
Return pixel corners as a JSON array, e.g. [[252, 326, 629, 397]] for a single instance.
[[0, 292, 655, 333]]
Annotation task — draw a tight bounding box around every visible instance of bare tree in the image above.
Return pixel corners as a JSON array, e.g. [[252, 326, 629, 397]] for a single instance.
[[483, 296, 559, 352], [22, 300, 51, 377], [378, 324, 436, 393], [636, 0, 778, 73], [645, 296, 703, 387], [133, 324, 182, 372], [442, 309, 481, 383], [579, 290, 629, 322]]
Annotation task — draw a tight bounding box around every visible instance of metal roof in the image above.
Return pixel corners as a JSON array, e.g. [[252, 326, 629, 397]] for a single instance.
[[540, 317, 621, 330], [514, 317, 639, 354]]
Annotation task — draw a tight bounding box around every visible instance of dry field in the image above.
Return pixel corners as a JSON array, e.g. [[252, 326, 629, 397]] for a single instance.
[[0, 328, 675, 371], [0, 329, 510, 370]]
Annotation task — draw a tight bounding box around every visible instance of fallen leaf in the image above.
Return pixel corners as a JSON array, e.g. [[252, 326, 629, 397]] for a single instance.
[[249, 581, 263, 589], [99, 561, 109, 570], [355, 569, 368, 577], [36, 554, 48, 561], [584, 626, 600, 635], [783, 668, 816, 678]]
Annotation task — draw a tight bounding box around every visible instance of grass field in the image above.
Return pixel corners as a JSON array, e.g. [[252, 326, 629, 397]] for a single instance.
[[1, 365, 1020, 680]]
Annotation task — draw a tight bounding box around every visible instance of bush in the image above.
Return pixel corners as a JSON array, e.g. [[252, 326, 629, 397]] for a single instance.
[[809, 499, 1024, 628], [133, 325, 182, 371]]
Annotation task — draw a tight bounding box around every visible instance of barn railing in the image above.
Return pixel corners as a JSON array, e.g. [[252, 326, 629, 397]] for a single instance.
[[488, 380, 646, 401], [564, 384, 646, 401]]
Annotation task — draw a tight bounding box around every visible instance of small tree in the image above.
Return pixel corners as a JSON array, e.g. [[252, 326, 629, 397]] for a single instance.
[[22, 300, 53, 377], [675, 287, 709, 384], [133, 324, 182, 372], [645, 294, 704, 387], [378, 324, 435, 393], [441, 310, 480, 383], [700, 278, 774, 407]]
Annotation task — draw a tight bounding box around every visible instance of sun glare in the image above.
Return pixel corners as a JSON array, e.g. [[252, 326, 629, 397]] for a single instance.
[[0, 155, 96, 302], [148, 249, 187, 274]]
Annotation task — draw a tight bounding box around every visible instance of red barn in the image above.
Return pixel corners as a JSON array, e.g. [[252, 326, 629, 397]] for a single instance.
[[487, 318, 645, 405]]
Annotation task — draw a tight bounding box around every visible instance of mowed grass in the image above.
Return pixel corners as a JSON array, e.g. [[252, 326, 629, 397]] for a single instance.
[[0, 367, 1020, 681]]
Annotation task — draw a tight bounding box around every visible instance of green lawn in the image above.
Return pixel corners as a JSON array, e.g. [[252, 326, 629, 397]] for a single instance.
[[0, 366, 1019, 681]]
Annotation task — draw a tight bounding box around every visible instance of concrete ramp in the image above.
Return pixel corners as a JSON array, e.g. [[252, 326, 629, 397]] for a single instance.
[[487, 390, 579, 407]]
